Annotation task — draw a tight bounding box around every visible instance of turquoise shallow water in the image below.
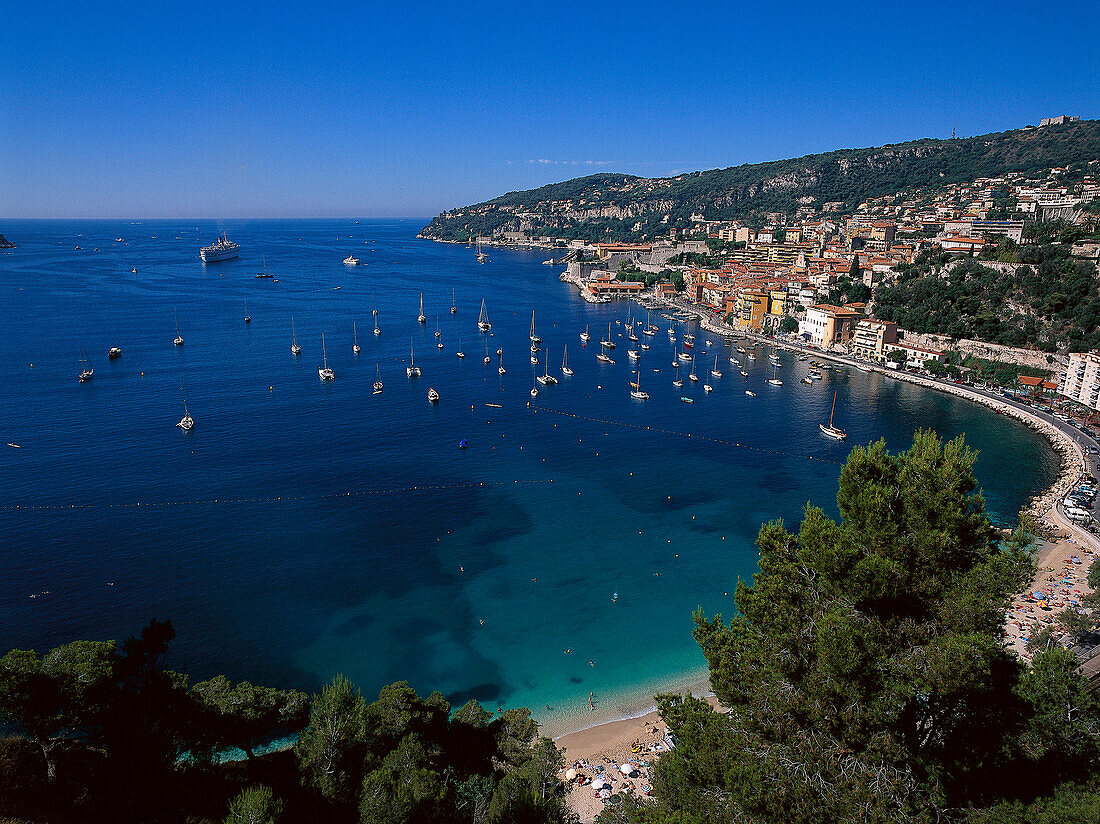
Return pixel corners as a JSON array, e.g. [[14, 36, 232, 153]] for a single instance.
[[0, 218, 1060, 734]]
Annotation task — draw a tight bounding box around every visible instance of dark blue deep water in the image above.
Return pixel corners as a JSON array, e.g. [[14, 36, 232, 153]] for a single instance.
[[0, 219, 1059, 732]]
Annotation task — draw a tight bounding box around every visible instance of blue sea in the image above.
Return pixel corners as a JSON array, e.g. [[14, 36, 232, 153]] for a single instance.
[[0, 218, 1060, 734]]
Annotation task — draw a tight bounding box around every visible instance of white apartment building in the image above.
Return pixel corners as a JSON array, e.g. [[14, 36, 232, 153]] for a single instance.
[[1061, 352, 1100, 411]]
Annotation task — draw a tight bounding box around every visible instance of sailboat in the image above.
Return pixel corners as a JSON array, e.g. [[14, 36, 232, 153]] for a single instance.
[[373, 313, 381, 336], [710, 355, 722, 378], [484, 339, 491, 364], [450, 288, 457, 314], [244, 300, 251, 324], [353, 322, 361, 354], [820, 390, 847, 440], [436, 320, 444, 349], [767, 363, 783, 386], [600, 323, 615, 349], [417, 293, 427, 323], [456, 335, 465, 359], [407, 340, 421, 377], [476, 239, 489, 263], [561, 345, 573, 376], [673, 363, 683, 388], [318, 334, 335, 380], [580, 324, 590, 343], [498, 350, 506, 374], [372, 295, 379, 317], [434, 319, 442, 338], [78, 347, 94, 383], [177, 399, 194, 430], [529, 310, 541, 343], [537, 349, 557, 385], [177, 379, 194, 429], [291, 318, 301, 355], [174, 311, 184, 346], [373, 364, 384, 394], [630, 369, 649, 400], [688, 356, 698, 382], [478, 299, 491, 331]]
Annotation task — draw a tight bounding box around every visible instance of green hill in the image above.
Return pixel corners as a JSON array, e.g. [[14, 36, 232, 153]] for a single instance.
[[420, 120, 1100, 242]]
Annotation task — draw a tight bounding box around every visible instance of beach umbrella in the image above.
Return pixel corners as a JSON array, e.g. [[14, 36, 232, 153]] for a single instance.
[[591, 778, 606, 790], [620, 763, 635, 775], [565, 768, 576, 781]]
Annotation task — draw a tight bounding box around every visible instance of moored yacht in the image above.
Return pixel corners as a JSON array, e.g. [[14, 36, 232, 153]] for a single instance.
[[318, 334, 335, 381], [819, 390, 848, 440], [407, 340, 421, 377], [478, 299, 491, 331]]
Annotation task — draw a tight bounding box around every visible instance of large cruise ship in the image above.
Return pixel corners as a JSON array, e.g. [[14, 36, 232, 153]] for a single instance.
[[199, 234, 240, 263]]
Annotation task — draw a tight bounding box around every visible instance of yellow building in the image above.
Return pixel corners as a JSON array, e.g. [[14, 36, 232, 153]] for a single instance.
[[737, 290, 769, 330]]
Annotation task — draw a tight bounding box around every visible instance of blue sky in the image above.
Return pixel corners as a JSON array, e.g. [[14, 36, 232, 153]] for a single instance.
[[2, 0, 1097, 219]]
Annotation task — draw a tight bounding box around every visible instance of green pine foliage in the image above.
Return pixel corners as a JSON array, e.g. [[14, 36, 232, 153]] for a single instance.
[[874, 247, 1100, 351], [607, 431, 1100, 824]]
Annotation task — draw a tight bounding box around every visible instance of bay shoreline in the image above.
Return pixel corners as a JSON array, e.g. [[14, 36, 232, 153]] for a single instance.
[[536, 285, 1098, 750]]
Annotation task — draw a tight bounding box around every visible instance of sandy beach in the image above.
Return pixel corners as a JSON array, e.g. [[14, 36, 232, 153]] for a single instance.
[[554, 695, 720, 823]]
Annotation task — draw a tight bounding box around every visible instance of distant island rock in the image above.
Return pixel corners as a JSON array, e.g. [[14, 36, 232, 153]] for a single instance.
[[0, 234, 15, 249]]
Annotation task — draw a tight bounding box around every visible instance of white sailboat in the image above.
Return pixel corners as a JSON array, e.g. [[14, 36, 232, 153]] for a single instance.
[[373, 363, 384, 394], [407, 340, 421, 377], [767, 363, 783, 386], [417, 293, 427, 323], [78, 347, 94, 383], [537, 349, 557, 385], [435, 319, 442, 338], [561, 345, 573, 376], [710, 355, 722, 378], [456, 335, 465, 358], [630, 369, 649, 400], [580, 324, 590, 343], [673, 363, 683, 388], [353, 321, 361, 354], [600, 323, 615, 349], [498, 351, 506, 374], [688, 356, 698, 382], [484, 339, 491, 364], [318, 334, 335, 381], [450, 288, 457, 315], [174, 311, 184, 346], [478, 299, 491, 331], [244, 300, 251, 324], [373, 313, 381, 336], [476, 239, 489, 263], [820, 390, 848, 440], [291, 318, 301, 355], [529, 310, 541, 343]]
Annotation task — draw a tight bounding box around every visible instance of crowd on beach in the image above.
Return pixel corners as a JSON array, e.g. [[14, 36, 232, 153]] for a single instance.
[[558, 719, 671, 819]]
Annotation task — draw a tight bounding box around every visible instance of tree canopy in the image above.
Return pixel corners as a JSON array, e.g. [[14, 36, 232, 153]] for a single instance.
[[609, 431, 1100, 823]]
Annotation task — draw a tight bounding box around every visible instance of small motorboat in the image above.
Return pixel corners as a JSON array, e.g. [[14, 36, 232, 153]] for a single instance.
[[427, 388, 440, 404], [680, 396, 694, 404], [746, 390, 756, 397], [108, 347, 122, 359]]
